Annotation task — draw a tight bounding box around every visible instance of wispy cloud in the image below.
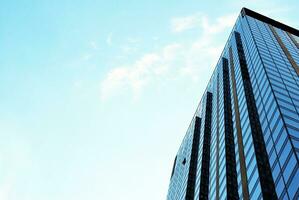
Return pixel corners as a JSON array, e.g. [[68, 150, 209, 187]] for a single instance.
[[202, 14, 236, 34], [106, 33, 113, 46], [120, 37, 141, 55], [127, 37, 140, 44], [81, 53, 93, 61], [0, 136, 33, 200], [171, 13, 203, 33], [90, 41, 99, 50], [100, 43, 184, 100], [0, 178, 13, 200], [171, 12, 236, 33], [100, 12, 237, 100]]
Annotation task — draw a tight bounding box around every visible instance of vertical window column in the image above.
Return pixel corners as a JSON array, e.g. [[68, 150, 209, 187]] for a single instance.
[[234, 31, 278, 200], [199, 92, 213, 200], [229, 47, 249, 200], [215, 74, 220, 200], [286, 32, 299, 49], [268, 25, 299, 75], [222, 57, 239, 200], [170, 156, 177, 179], [186, 117, 202, 200]]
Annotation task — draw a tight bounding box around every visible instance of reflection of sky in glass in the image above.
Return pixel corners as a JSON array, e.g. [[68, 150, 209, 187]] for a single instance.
[[0, 0, 298, 199]]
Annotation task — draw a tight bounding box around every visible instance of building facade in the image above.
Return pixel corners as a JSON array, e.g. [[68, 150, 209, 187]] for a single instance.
[[167, 8, 299, 200]]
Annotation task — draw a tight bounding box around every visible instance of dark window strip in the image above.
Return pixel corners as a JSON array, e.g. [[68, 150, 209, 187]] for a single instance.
[[199, 92, 213, 200], [223, 56, 240, 200], [241, 8, 299, 37], [268, 25, 299, 76], [186, 116, 202, 200], [234, 31, 278, 199], [170, 156, 177, 179], [215, 74, 220, 200], [286, 32, 299, 49]]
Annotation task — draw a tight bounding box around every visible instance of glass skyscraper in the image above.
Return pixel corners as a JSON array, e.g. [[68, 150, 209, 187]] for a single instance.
[[167, 8, 299, 200]]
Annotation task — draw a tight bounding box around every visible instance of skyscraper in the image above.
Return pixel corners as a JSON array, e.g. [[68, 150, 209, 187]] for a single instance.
[[167, 8, 299, 200]]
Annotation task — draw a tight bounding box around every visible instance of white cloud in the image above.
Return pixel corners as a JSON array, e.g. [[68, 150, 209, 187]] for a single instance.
[[171, 13, 203, 33], [0, 136, 33, 200], [81, 53, 93, 61], [171, 12, 236, 34], [100, 43, 184, 100], [119, 37, 141, 55], [202, 14, 236, 34], [127, 37, 140, 44], [100, 12, 236, 100], [0, 178, 13, 200], [90, 41, 99, 50], [106, 33, 113, 46]]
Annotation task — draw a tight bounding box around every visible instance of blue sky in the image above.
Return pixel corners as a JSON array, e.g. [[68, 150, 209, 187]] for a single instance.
[[0, 0, 298, 199]]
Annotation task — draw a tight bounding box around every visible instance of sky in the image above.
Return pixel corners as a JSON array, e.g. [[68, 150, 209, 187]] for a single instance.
[[0, 0, 298, 199]]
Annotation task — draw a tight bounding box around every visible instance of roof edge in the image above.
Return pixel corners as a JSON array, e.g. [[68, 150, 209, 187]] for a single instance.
[[241, 7, 299, 37]]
